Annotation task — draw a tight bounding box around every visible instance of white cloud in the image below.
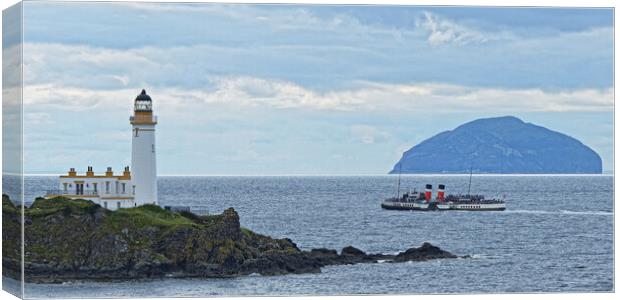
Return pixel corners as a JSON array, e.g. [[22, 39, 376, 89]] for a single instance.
[[211, 77, 613, 113], [23, 84, 132, 111], [416, 11, 494, 46], [25, 112, 53, 125], [20, 14, 613, 94], [23, 78, 613, 115], [2, 43, 22, 88], [118, 3, 370, 33], [24, 43, 160, 89], [350, 125, 391, 144], [110, 75, 130, 87]]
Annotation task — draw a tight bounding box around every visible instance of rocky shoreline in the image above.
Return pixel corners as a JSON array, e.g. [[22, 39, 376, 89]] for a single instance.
[[2, 195, 457, 283]]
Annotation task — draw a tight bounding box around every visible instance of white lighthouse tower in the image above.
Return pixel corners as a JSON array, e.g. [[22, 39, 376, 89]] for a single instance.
[[130, 89, 158, 206]]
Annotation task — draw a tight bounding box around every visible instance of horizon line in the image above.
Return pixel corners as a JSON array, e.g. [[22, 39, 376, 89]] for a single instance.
[[19, 173, 614, 177]]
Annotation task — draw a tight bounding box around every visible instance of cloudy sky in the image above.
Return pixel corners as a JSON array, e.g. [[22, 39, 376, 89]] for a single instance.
[[12, 2, 614, 174]]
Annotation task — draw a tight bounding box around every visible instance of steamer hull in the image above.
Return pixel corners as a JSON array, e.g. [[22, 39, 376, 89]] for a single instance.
[[381, 199, 430, 211], [380, 200, 506, 211], [451, 202, 506, 211]]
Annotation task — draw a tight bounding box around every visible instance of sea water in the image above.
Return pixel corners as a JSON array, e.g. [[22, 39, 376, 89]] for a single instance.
[[7, 175, 614, 297]]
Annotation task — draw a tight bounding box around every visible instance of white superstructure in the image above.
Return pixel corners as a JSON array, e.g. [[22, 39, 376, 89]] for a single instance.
[[49, 166, 136, 210]]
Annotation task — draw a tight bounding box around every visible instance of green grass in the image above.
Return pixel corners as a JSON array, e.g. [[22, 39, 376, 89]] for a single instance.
[[30, 196, 98, 210], [2, 194, 18, 214], [3, 196, 241, 236], [105, 204, 197, 229], [21, 197, 196, 229], [28, 196, 102, 216]]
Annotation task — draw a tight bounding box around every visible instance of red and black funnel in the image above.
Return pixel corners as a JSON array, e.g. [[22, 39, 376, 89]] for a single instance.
[[425, 184, 432, 202], [437, 184, 445, 202]]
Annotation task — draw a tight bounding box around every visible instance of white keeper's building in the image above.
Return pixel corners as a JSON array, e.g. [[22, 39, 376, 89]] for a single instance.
[[46, 89, 159, 210]]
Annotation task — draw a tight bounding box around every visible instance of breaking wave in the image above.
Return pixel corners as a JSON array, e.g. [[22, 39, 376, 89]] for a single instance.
[[501, 209, 612, 216]]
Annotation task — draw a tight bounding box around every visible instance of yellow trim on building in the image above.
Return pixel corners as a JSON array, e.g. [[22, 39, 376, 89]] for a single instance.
[[60, 174, 131, 179]]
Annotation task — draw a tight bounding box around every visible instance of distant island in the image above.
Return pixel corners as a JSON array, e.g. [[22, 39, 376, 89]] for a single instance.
[[390, 116, 602, 174]]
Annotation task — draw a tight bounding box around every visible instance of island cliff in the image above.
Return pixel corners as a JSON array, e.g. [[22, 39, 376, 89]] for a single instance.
[[2, 195, 456, 283], [390, 116, 602, 174]]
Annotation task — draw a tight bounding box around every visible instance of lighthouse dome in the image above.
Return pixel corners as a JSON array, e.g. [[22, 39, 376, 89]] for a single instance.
[[135, 89, 152, 101]]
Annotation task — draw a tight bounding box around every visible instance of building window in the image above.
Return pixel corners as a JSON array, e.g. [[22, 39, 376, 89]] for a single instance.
[[63, 183, 68, 192], [132, 185, 136, 195], [93, 183, 98, 193], [117, 202, 121, 209], [105, 182, 110, 193], [115, 182, 119, 194], [122, 183, 126, 194], [104, 202, 108, 209]]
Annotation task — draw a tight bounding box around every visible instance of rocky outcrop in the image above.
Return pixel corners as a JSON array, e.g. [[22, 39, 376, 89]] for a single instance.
[[2, 195, 457, 283]]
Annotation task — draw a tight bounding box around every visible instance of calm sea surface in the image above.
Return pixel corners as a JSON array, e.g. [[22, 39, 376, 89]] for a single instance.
[[6, 175, 614, 297]]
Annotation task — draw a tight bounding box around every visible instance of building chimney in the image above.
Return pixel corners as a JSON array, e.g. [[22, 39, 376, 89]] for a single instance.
[[86, 166, 94, 176], [106, 167, 113, 177], [425, 184, 432, 202], [437, 184, 445, 202], [123, 166, 131, 177], [68, 168, 76, 176]]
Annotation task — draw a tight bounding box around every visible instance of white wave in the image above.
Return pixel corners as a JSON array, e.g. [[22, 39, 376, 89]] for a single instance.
[[500, 209, 555, 215], [560, 210, 613, 216], [502, 209, 612, 216], [463, 253, 502, 260]]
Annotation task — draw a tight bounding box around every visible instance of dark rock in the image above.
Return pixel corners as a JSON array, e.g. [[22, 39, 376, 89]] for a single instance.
[[393, 242, 458, 262], [2, 195, 458, 283], [310, 248, 338, 256], [341, 246, 366, 257]]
